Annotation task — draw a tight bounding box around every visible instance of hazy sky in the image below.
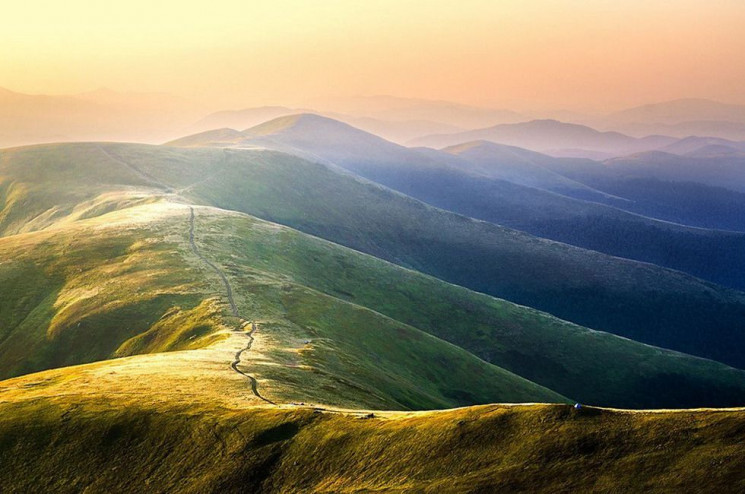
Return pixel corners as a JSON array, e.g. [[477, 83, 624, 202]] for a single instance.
[[2, 0, 745, 111]]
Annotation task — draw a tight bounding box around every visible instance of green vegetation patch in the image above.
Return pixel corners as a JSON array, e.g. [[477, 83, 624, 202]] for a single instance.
[[1, 398, 745, 493]]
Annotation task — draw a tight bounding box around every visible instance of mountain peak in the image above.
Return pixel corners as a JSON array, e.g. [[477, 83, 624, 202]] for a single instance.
[[246, 113, 357, 136], [443, 140, 535, 156]]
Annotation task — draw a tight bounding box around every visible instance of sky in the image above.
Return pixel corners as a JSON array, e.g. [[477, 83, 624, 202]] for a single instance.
[[2, 0, 745, 112]]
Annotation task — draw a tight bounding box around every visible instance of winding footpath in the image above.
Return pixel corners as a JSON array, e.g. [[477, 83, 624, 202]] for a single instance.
[[188, 206, 275, 405]]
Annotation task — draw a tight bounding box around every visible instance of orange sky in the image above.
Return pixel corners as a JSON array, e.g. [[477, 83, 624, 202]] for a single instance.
[[2, 0, 744, 111]]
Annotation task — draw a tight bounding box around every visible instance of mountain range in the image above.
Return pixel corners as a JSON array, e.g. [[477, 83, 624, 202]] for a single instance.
[[170, 113, 745, 290], [3, 141, 745, 408], [3, 96, 745, 491]]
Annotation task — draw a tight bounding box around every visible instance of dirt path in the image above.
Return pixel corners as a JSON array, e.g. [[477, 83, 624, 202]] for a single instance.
[[188, 206, 274, 405], [97, 145, 175, 193]]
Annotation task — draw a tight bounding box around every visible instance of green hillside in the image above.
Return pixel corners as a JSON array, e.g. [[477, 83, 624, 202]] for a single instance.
[[2, 142, 745, 408], [117, 142, 745, 370], [1, 388, 745, 493], [0, 201, 567, 409], [2, 188, 745, 407], [1, 141, 745, 491]]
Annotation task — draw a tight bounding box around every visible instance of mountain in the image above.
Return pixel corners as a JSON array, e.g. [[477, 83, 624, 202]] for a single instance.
[[4, 142, 745, 408], [439, 141, 745, 289], [439, 140, 615, 198], [659, 136, 745, 156], [0, 199, 570, 409], [171, 116, 745, 290], [408, 119, 677, 157], [312, 94, 525, 128], [531, 156, 745, 232], [0, 87, 202, 147], [189, 107, 468, 145], [609, 120, 745, 141], [685, 144, 745, 158], [330, 115, 466, 144], [603, 151, 745, 194], [187, 106, 298, 134], [598, 99, 745, 140], [607, 98, 745, 125], [3, 140, 745, 492], [88, 140, 745, 371]]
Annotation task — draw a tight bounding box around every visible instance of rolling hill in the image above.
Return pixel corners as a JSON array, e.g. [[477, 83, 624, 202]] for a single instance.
[[660, 136, 745, 156], [408, 118, 677, 157], [2, 139, 745, 492], [2, 388, 745, 492], [438, 140, 612, 199], [593, 99, 745, 140], [607, 99, 745, 126], [602, 151, 745, 194], [537, 156, 745, 232], [2, 142, 745, 408], [12, 141, 745, 374], [439, 141, 745, 289], [188, 106, 298, 134], [0, 199, 569, 410], [170, 115, 745, 290]]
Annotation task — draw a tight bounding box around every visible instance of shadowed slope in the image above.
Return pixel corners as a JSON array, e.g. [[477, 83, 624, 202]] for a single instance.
[[152, 145, 745, 370], [170, 117, 745, 290], [0, 200, 569, 409], [408, 119, 676, 156], [4, 142, 745, 374]]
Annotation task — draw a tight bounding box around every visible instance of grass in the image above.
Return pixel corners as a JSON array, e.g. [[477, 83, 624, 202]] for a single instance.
[[191, 208, 745, 409], [4, 142, 745, 371], [1, 142, 745, 490], [0, 162, 744, 407], [0, 200, 568, 409], [0, 390, 745, 493], [0, 201, 218, 379]]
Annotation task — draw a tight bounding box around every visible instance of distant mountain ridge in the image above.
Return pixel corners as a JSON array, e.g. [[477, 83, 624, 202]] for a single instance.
[[408, 119, 681, 157], [0, 86, 204, 147], [9, 142, 745, 408], [164, 119, 745, 368], [607, 98, 745, 125]]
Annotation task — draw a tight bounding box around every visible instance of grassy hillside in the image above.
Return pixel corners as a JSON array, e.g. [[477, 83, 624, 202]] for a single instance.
[[171, 117, 745, 290], [604, 151, 745, 193], [3, 190, 745, 407], [0, 201, 220, 378], [0, 143, 178, 235], [0, 201, 569, 409], [4, 142, 745, 373], [145, 145, 745, 370], [1, 386, 745, 493], [2, 140, 745, 492], [540, 154, 745, 232], [419, 146, 745, 290], [193, 210, 745, 408]]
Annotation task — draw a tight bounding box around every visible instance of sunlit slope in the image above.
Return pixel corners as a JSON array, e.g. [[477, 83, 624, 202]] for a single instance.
[[0, 201, 224, 378], [1, 389, 745, 493], [182, 208, 745, 409], [3, 193, 745, 407], [4, 143, 745, 372], [102, 142, 745, 371], [0, 201, 569, 409], [0, 143, 188, 235]]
